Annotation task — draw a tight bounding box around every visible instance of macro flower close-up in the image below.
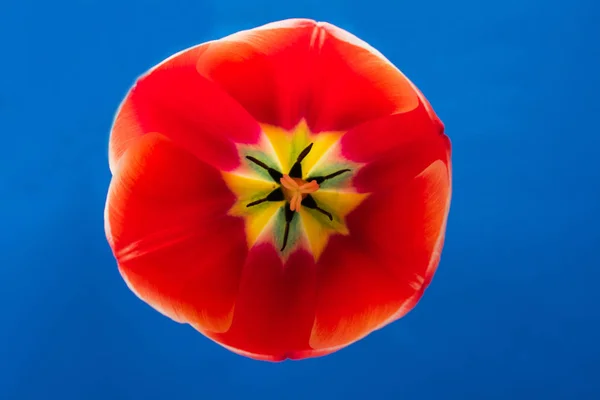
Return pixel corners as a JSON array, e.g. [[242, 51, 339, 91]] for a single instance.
[[104, 18, 452, 361]]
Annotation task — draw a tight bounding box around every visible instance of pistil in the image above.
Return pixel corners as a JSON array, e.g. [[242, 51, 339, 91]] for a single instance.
[[279, 174, 320, 211]]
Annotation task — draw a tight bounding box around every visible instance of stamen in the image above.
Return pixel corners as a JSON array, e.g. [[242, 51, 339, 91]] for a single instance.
[[289, 143, 314, 178], [246, 188, 284, 207], [310, 168, 351, 184], [296, 143, 314, 163], [246, 198, 267, 207], [289, 162, 302, 179], [301, 195, 333, 221], [314, 206, 333, 221], [246, 156, 283, 182], [280, 205, 295, 251]]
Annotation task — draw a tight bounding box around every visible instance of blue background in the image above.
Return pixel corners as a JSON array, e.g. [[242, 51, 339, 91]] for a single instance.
[[1, 0, 598, 399]]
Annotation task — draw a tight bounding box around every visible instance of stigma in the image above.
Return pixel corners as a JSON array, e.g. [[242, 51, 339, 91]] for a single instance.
[[279, 175, 320, 211]]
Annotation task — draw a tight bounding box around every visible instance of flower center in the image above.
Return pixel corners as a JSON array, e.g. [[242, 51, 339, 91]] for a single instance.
[[221, 121, 370, 260], [245, 142, 351, 251]]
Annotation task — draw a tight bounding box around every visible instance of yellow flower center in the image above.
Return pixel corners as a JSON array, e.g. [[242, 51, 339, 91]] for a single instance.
[[221, 121, 370, 261]]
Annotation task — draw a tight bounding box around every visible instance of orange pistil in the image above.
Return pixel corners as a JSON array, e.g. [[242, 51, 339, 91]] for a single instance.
[[279, 174, 320, 211]]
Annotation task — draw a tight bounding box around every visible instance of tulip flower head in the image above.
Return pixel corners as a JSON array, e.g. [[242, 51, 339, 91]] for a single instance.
[[105, 19, 452, 361]]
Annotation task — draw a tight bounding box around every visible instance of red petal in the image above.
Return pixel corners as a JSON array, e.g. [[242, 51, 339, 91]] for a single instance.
[[202, 245, 317, 361], [195, 19, 419, 132], [341, 101, 447, 170], [109, 44, 261, 173], [305, 22, 420, 132], [310, 139, 451, 349], [195, 19, 316, 130], [105, 133, 247, 333], [310, 236, 408, 350], [351, 156, 451, 296]]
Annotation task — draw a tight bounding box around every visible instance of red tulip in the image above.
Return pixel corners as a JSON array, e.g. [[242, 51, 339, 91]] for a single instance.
[[104, 18, 452, 361]]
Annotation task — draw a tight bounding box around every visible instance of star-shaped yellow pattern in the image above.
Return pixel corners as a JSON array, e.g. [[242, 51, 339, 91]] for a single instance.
[[221, 121, 369, 261]]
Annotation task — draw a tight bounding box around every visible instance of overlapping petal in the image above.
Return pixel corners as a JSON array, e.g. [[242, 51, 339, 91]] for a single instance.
[[105, 133, 248, 333], [109, 45, 261, 173], [194, 19, 419, 132], [311, 155, 451, 350], [306, 97, 451, 350], [201, 245, 317, 361]]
